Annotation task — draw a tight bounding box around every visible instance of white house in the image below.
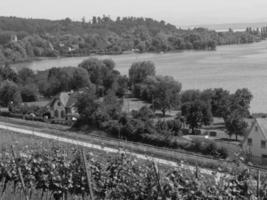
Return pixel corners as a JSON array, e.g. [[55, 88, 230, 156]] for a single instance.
[[243, 118, 267, 164]]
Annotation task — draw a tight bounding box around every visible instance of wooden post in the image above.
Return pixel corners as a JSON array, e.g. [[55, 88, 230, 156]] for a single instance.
[[11, 145, 29, 200], [152, 161, 166, 200], [81, 149, 95, 200], [257, 169, 261, 198]]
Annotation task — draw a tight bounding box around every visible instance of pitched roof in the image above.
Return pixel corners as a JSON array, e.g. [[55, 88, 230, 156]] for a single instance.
[[59, 92, 71, 107], [48, 92, 71, 108], [48, 91, 80, 108], [49, 88, 96, 109], [255, 118, 267, 140]]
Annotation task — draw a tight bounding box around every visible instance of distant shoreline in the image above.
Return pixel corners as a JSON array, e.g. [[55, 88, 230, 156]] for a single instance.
[[10, 39, 265, 67]]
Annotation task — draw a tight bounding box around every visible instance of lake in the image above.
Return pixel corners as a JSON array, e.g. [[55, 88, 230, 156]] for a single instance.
[[12, 40, 267, 113]]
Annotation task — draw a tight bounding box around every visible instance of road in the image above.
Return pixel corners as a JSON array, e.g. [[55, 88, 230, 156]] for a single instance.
[[0, 121, 222, 177]]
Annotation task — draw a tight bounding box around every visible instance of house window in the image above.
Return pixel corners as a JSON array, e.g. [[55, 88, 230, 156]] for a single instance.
[[58, 102, 61, 106], [255, 126, 258, 132], [55, 110, 59, 118], [248, 138, 252, 146], [261, 141, 266, 149], [61, 111, 65, 118]]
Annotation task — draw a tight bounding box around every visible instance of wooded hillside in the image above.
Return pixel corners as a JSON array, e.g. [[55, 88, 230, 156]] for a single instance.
[[0, 16, 265, 63]]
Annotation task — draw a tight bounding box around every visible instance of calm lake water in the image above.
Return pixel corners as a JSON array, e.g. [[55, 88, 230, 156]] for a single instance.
[[12, 40, 267, 113]]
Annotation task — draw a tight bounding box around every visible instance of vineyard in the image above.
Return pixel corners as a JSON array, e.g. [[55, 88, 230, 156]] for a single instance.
[[1, 131, 267, 199]]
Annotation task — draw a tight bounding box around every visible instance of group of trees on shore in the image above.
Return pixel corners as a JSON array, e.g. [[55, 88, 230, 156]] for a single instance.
[[0, 16, 266, 64], [129, 61, 182, 116], [180, 88, 253, 139], [0, 58, 128, 107], [0, 58, 253, 153]]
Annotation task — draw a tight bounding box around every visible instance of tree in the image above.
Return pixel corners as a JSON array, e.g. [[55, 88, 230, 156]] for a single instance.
[[223, 88, 252, 140], [0, 80, 22, 107], [181, 100, 213, 134], [102, 90, 122, 119], [20, 84, 38, 102], [79, 58, 107, 93], [18, 68, 35, 85], [103, 59, 115, 70], [229, 88, 253, 117], [224, 110, 248, 140], [116, 75, 128, 97], [152, 76, 182, 116], [0, 64, 18, 82], [181, 90, 201, 104], [45, 67, 72, 96], [79, 58, 123, 96], [132, 106, 154, 121], [129, 61, 156, 86], [75, 89, 98, 124], [210, 88, 231, 117], [92, 16, 97, 24], [70, 68, 90, 90]]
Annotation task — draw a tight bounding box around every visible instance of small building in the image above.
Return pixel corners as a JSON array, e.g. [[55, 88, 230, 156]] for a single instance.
[[243, 118, 267, 164], [47, 91, 80, 121]]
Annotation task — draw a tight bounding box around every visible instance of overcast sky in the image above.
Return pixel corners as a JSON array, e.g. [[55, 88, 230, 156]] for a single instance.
[[1, 0, 267, 26]]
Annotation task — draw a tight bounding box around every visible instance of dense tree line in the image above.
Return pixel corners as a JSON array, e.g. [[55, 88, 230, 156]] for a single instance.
[[180, 88, 253, 139], [0, 16, 265, 64], [0, 58, 252, 157], [74, 92, 228, 158], [129, 61, 182, 116], [0, 58, 128, 107]]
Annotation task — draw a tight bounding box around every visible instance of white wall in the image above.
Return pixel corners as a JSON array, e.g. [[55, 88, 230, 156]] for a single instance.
[[243, 123, 267, 158]]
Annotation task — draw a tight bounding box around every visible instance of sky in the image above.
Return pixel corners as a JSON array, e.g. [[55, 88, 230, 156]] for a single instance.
[[1, 0, 267, 26]]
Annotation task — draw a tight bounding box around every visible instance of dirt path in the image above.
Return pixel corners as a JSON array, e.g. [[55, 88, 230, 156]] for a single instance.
[[0, 121, 223, 177]]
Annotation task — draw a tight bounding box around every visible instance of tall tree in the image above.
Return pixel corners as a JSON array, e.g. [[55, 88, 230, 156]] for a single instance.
[[0, 80, 22, 107], [230, 88, 253, 117], [152, 76, 182, 116], [224, 110, 248, 140], [210, 88, 231, 117], [181, 100, 213, 134], [70, 68, 91, 90], [20, 84, 38, 102], [129, 61, 156, 86], [75, 89, 97, 124], [18, 68, 35, 85], [0, 64, 18, 82]]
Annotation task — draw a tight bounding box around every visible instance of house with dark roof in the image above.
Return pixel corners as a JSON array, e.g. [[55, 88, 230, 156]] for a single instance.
[[47, 91, 79, 121], [243, 118, 267, 164]]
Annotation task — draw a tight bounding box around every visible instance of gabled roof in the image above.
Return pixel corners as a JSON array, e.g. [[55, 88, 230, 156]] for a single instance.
[[48, 91, 81, 109], [49, 87, 96, 109], [255, 118, 267, 140], [243, 118, 267, 143], [59, 92, 70, 107], [48, 92, 72, 108]]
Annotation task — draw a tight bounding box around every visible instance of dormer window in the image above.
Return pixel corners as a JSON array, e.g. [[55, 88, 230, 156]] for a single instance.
[[58, 102, 61, 106]]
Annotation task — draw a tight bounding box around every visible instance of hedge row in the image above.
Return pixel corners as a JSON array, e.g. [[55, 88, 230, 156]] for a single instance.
[[100, 119, 228, 159]]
